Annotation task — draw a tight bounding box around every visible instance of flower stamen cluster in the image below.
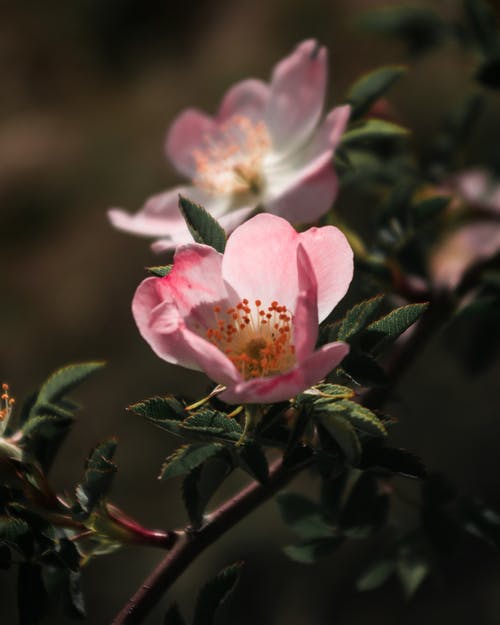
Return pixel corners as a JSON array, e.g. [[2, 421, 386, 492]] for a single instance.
[[206, 299, 295, 379], [192, 115, 271, 195], [0, 383, 15, 424]]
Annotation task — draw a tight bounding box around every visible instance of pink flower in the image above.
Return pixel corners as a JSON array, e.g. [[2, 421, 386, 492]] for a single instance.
[[132, 214, 353, 404], [109, 40, 350, 252], [430, 169, 500, 290]]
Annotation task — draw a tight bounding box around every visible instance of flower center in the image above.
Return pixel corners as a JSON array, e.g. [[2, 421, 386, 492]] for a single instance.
[[192, 115, 271, 196], [206, 299, 296, 380], [0, 383, 14, 424]]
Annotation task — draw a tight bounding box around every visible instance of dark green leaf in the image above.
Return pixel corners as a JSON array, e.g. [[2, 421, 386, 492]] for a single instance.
[[340, 352, 389, 387], [337, 296, 384, 341], [129, 396, 185, 421], [146, 265, 173, 277], [35, 362, 105, 411], [396, 554, 430, 597], [412, 195, 451, 225], [341, 120, 409, 146], [181, 410, 242, 441], [160, 443, 224, 480], [277, 493, 332, 540], [179, 195, 227, 253], [283, 536, 341, 564], [347, 65, 407, 120], [464, 0, 498, 55], [164, 603, 186, 625], [183, 455, 234, 527], [361, 445, 426, 479], [18, 563, 48, 625], [193, 561, 243, 625], [22, 414, 74, 438], [237, 441, 269, 483], [340, 472, 389, 537], [314, 399, 387, 438], [364, 303, 428, 352], [316, 413, 361, 464], [63, 570, 87, 619], [358, 6, 447, 56], [75, 439, 117, 517], [357, 558, 396, 591]]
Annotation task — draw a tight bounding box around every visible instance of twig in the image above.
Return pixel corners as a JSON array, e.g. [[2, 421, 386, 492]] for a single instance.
[[111, 455, 312, 624]]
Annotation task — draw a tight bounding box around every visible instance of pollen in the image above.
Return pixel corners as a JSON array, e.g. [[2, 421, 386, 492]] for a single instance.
[[192, 115, 271, 196], [0, 383, 14, 423], [205, 299, 296, 380]]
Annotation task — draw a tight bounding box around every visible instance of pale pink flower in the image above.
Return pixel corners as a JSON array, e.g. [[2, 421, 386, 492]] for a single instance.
[[132, 214, 353, 404], [430, 169, 500, 290], [109, 40, 350, 252]]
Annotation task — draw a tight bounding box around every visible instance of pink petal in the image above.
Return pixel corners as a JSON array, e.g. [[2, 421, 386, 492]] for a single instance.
[[219, 341, 349, 404], [299, 222, 354, 322], [165, 108, 216, 178], [108, 186, 189, 238], [293, 244, 319, 361], [264, 151, 339, 224], [299, 104, 351, 163], [265, 40, 327, 155], [430, 221, 500, 290], [135, 295, 241, 385], [221, 213, 301, 310], [217, 79, 269, 122], [154, 243, 228, 321]]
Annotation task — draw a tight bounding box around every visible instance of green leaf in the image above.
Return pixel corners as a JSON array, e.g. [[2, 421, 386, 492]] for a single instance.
[[357, 558, 396, 591], [340, 472, 389, 537], [464, 0, 498, 55], [277, 493, 332, 540], [341, 120, 409, 146], [361, 445, 426, 479], [75, 439, 118, 517], [314, 399, 387, 438], [18, 563, 48, 625], [62, 570, 87, 619], [193, 561, 243, 625], [183, 455, 234, 527], [164, 603, 186, 625], [357, 6, 447, 56], [337, 296, 385, 341], [35, 362, 105, 411], [412, 195, 450, 225], [283, 536, 341, 564], [364, 303, 428, 351], [316, 413, 361, 465], [160, 443, 224, 480], [347, 65, 407, 120], [397, 555, 430, 597], [146, 265, 173, 277], [179, 195, 227, 253], [22, 414, 74, 438], [129, 396, 186, 436], [0, 516, 30, 548], [181, 410, 242, 441], [237, 441, 269, 483]]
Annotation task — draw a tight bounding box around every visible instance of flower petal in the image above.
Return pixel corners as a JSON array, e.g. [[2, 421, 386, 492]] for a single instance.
[[293, 244, 319, 361], [165, 108, 216, 178], [430, 221, 500, 290], [219, 341, 349, 404], [108, 186, 189, 238], [299, 104, 351, 164], [154, 243, 228, 321], [264, 151, 338, 224], [299, 221, 354, 322], [265, 39, 327, 155], [217, 79, 269, 122], [221, 213, 300, 310]]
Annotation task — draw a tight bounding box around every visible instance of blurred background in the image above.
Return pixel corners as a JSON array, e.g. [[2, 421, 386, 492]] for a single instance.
[[1, 0, 500, 623]]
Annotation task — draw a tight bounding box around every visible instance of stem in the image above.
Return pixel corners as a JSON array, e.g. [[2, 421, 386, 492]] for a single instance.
[[111, 455, 311, 625]]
